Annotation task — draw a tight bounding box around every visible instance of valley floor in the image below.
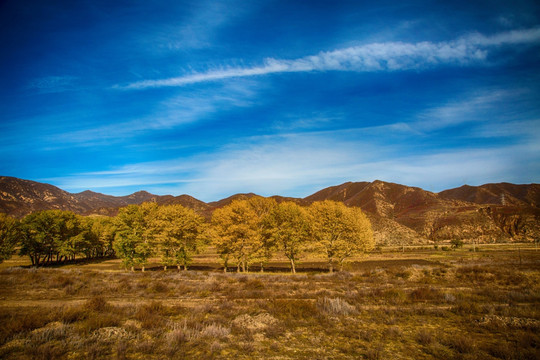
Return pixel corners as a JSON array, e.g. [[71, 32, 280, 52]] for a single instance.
[[0, 245, 539, 359]]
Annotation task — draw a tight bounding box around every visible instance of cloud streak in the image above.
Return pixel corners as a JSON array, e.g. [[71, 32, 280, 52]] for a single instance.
[[50, 80, 259, 146], [122, 28, 540, 90], [48, 123, 540, 201]]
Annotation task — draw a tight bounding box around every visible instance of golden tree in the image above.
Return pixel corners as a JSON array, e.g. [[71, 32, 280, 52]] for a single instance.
[[308, 200, 374, 272], [153, 204, 206, 271], [264, 201, 309, 273], [211, 197, 276, 272]]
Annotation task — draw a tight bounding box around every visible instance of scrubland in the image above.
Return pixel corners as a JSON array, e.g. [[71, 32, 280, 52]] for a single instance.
[[0, 245, 539, 359]]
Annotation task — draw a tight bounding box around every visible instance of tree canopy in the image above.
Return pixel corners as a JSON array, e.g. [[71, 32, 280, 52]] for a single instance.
[[0, 213, 19, 263], [153, 204, 206, 270], [263, 201, 310, 273], [308, 200, 374, 272], [2, 198, 374, 273], [113, 203, 158, 271]]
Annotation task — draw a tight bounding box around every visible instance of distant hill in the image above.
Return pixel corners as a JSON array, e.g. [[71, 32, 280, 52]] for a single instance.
[[1, 176, 538, 245], [305, 181, 539, 245], [0, 176, 194, 217], [439, 183, 540, 207]]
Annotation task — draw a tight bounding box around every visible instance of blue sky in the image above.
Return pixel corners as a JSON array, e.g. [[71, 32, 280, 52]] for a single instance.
[[1, 0, 539, 201]]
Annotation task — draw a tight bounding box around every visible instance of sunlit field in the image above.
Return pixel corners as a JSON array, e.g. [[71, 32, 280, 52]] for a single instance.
[[1, 244, 539, 359]]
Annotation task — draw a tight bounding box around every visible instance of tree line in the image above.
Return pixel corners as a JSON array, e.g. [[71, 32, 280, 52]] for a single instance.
[[0, 198, 374, 273]]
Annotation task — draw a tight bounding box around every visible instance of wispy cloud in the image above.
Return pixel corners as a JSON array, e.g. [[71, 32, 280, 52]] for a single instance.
[[27, 75, 78, 93], [167, 0, 257, 50], [121, 28, 540, 90], [413, 90, 518, 132], [51, 80, 259, 146], [48, 122, 540, 200]]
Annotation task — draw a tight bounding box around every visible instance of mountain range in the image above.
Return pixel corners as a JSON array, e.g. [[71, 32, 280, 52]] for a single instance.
[[1, 176, 539, 245]]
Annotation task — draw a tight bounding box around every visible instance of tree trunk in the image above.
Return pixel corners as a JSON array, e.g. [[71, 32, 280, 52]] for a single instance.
[[290, 258, 296, 274], [260, 262, 264, 273], [177, 265, 181, 271], [130, 266, 134, 272], [142, 266, 145, 272], [329, 263, 334, 273], [183, 264, 187, 271], [164, 265, 167, 271]]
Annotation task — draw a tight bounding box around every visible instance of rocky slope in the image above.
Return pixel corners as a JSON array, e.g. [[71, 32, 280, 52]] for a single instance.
[[1, 176, 538, 244], [305, 181, 540, 244]]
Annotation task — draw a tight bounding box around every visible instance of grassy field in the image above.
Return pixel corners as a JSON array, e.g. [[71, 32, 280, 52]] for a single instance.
[[0, 244, 539, 359]]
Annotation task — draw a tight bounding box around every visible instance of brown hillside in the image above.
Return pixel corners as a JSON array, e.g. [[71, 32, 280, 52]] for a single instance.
[[207, 193, 259, 209], [303, 180, 540, 243], [304, 181, 370, 203], [439, 183, 540, 207], [2, 176, 539, 245], [0, 176, 89, 217]]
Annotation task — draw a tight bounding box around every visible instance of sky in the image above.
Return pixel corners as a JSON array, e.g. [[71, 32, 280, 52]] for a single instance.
[[1, 0, 539, 201]]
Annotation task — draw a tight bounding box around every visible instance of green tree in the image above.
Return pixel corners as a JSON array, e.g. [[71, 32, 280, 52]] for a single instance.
[[56, 211, 85, 262], [450, 238, 464, 250], [264, 202, 309, 273], [113, 203, 158, 271], [0, 213, 20, 263], [20, 210, 85, 265], [308, 201, 374, 273], [154, 204, 206, 271], [20, 211, 59, 266], [86, 216, 117, 258]]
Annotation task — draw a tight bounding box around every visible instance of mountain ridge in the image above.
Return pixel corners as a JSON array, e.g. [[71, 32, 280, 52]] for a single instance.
[[1, 176, 539, 244]]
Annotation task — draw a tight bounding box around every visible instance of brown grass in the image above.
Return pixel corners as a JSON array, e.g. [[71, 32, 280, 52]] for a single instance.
[[0, 245, 539, 359]]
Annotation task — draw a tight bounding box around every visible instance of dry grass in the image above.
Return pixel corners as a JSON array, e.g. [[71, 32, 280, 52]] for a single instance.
[[0, 245, 539, 359]]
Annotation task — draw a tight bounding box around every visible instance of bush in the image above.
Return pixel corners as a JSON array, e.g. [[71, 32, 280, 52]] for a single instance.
[[200, 323, 230, 339], [451, 239, 464, 249], [84, 296, 109, 312], [318, 297, 356, 316], [409, 287, 442, 302], [416, 329, 434, 345], [269, 299, 318, 321], [444, 334, 475, 353]]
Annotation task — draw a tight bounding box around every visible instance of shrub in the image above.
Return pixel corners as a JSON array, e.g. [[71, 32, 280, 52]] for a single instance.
[[365, 343, 385, 360], [149, 281, 169, 293], [444, 334, 475, 353], [269, 299, 318, 321], [79, 312, 122, 334], [382, 288, 407, 304], [409, 287, 442, 302], [0, 310, 52, 344], [318, 297, 356, 316], [383, 326, 402, 339], [416, 329, 434, 345], [84, 296, 109, 312], [200, 323, 230, 339], [451, 239, 464, 249]]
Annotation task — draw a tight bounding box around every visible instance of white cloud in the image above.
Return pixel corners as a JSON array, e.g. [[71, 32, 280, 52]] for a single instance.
[[27, 75, 78, 93], [51, 80, 259, 145], [466, 27, 540, 46], [122, 28, 540, 89], [413, 90, 516, 132], [49, 124, 540, 200], [164, 0, 261, 50]]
